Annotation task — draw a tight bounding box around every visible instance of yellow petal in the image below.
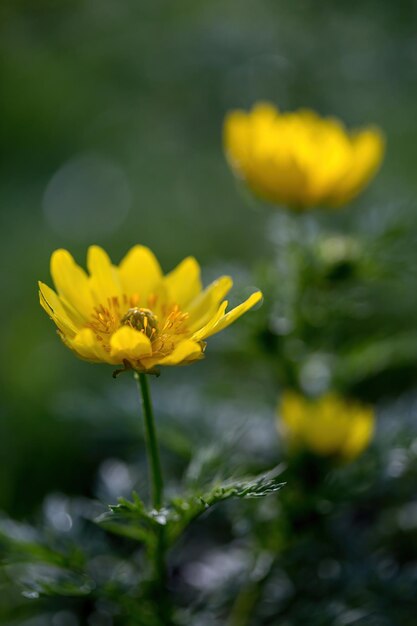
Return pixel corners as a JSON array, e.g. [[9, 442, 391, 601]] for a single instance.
[[119, 245, 163, 302], [224, 103, 279, 169], [187, 276, 233, 331], [303, 414, 348, 456], [224, 102, 385, 211], [109, 326, 152, 363], [223, 110, 252, 171], [196, 291, 263, 340], [50, 249, 94, 320], [164, 256, 202, 308], [87, 245, 122, 304], [38, 281, 79, 335], [327, 128, 385, 206], [280, 391, 306, 439], [301, 394, 348, 455], [156, 339, 204, 366], [69, 328, 111, 363], [191, 301, 228, 342], [279, 392, 374, 460], [342, 409, 375, 460]]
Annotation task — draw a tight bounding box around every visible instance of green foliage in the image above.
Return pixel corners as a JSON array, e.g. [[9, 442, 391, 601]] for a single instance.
[[98, 471, 285, 546], [0, 472, 284, 624]]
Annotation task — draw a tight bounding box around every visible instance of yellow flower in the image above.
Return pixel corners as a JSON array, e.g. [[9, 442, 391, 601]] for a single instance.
[[223, 102, 385, 210], [39, 245, 262, 373], [278, 391, 374, 461]]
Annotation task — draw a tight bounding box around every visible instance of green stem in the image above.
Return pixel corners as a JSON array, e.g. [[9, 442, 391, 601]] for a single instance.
[[134, 372, 172, 624], [228, 581, 260, 626], [135, 372, 164, 510]]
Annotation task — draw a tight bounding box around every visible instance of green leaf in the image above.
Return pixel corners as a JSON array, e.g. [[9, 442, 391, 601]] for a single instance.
[[0, 526, 93, 599], [336, 331, 417, 386], [21, 568, 95, 598], [167, 469, 285, 542], [0, 529, 85, 571], [96, 491, 161, 547], [97, 470, 285, 547]]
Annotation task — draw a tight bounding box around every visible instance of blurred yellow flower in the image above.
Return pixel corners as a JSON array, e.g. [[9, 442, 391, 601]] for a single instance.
[[278, 391, 374, 460], [223, 102, 384, 210], [39, 245, 262, 373]]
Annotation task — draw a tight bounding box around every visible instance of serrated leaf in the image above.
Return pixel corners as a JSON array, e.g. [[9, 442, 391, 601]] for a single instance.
[[96, 491, 161, 547], [167, 469, 285, 542], [97, 470, 285, 547], [223, 474, 286, 499]]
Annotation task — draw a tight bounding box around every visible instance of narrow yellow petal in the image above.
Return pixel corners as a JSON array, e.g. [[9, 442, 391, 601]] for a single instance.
[[109, 326, 152, 363], [196, 291, 263, 340], [38, 281, 79, 336], [164, 257, 202, 308], [187, 276, 233, 331], [50, 249, 94, 320], [191, 301, 228, 342], [119, 245, 163, 302], [87, 245, 122, 304], [156, 339, 204, 366]]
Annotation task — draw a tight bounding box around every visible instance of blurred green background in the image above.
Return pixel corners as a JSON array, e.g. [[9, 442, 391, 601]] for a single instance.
[[2, 1, 417, 624]]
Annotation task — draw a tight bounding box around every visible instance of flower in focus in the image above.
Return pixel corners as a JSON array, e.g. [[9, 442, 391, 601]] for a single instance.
[[278, 391, 374, 461], [39, 245, 262, 373], [223, 102, 384, 211]]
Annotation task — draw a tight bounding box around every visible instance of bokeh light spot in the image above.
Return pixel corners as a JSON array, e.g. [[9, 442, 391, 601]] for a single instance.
[[43, 153, 131, 241]]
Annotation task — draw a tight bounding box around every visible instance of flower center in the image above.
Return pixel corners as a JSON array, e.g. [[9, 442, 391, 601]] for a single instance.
[[121, 307, 159, 339]]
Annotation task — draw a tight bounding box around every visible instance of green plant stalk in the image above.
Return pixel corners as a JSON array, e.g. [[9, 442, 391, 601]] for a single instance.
[[135, 372, 164, 510], [134, 372, 166, 587], [228, 580, 261, 626]]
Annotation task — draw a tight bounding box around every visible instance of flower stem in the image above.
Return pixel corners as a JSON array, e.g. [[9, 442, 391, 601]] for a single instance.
[[134, 372, 169, 612], [134, 372, 164, 510]]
